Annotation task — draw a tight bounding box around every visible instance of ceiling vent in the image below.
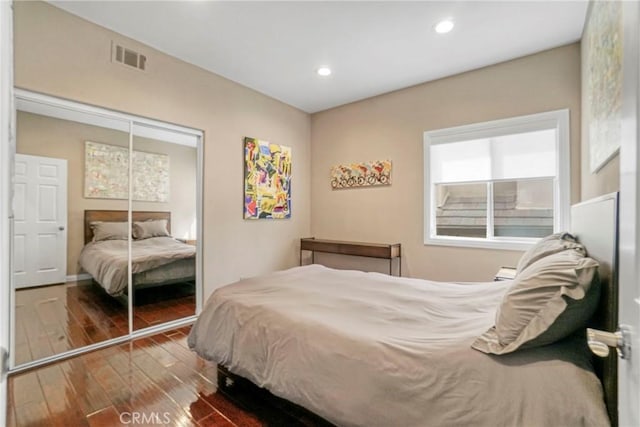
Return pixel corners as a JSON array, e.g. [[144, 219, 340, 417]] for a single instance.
[[112, 42, 147, 71]]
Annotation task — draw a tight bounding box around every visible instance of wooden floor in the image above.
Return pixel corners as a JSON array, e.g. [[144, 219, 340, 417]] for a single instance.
[[14, 280, 195, 365], [133, 282, 196, 331], [7, 326, 333, 427]]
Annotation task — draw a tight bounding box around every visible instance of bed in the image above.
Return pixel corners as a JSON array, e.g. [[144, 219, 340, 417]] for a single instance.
[[78, 210, 196, 297], [188, 194, 618, 427]]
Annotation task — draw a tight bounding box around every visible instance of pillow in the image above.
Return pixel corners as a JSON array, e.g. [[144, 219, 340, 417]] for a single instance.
[[516, 232, 586, 275], [132, 219, 170, 240], [90, 221, 129, 242], [472, 249, 600, 355]]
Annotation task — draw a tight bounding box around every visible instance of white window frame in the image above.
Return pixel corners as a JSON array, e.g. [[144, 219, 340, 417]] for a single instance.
[[423, 109, 570, 251]]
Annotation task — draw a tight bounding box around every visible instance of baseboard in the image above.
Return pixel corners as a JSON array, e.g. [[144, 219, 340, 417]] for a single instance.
[[66, 273, 92, 282]]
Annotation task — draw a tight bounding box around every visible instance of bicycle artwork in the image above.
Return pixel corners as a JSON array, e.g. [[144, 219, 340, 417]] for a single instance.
[[330, 159, 392, 189]]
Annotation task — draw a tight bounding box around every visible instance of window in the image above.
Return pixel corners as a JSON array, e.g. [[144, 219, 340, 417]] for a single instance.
[[424, 110, 570, 250]]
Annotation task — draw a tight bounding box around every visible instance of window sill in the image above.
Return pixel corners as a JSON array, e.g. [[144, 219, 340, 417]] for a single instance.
[[424, 236, 537, 251]]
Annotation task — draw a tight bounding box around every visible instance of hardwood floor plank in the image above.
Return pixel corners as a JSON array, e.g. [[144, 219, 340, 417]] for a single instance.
[[150, 332, 201, 366], [37, 364, 88, 425], [177, 325, 194, 335], [200, 391, 263, 427], [13, 305, 34, 366], [14, 401, 51, 426], [6, 397, 17, 427], [181, 391, 221, 422], [11, 371, 45, 407], [20, 301, 55, 361], [115, 346, 204, 425], [59, 358, 113, 417], [8, 324, 331, 427], [87, 406, 122, 427], [13, 280, 194, 366], [65, 289, 111, 344], [132, 336, 179, 367], [129, 351, 209, 423], [166, 360, 216, 390], [197, 411, 237, 427]]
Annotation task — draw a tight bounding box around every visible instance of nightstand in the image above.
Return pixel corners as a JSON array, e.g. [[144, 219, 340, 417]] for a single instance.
[[176, 238, 197, 246], [494, 266, 517, 281]]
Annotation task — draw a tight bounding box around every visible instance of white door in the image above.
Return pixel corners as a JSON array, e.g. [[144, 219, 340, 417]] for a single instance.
[[13, 154, 67, 288], [618, 1, 640, 426]]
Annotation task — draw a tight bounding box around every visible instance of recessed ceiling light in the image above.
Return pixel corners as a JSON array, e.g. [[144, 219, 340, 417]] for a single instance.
[[434, 19, 454, 34], [317, 67, 332, 77]]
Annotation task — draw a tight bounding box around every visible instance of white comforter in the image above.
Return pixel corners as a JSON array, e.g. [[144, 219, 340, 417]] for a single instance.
[[188, 265, 609, 427], [78, 237, 196, 296]]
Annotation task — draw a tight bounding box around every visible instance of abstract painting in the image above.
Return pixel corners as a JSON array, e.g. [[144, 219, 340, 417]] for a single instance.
[[244, 137, 292, 219], [584, 0, 623, 172], [85, 141, 170, 202], [131, 150, 170, 202], [331, 159, 392, 189]]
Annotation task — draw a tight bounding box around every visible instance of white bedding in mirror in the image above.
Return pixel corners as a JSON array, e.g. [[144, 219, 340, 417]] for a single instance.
[[79, 236, 195, 296]]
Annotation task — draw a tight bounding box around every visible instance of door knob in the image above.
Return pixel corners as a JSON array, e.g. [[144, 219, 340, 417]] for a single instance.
[[58, 226, 65, 231], [587, 326, 631, 359]]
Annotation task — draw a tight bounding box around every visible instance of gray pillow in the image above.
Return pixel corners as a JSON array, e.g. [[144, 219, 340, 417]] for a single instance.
[[90, 221, 129, 242], [472, 249, 600, 355], [132, 219, 170, 240], [516, 232, 586, 275]]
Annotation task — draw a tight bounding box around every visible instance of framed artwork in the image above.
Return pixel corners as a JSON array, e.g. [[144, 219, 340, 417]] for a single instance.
[[85, 141, 170, 202], [584, 0, 623, 173], [244, 137, 292, 219], [331, 159, 392, 189]]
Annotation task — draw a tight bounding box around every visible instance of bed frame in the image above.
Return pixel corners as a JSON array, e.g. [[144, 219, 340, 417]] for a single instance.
[[570, 192, 619, 426]]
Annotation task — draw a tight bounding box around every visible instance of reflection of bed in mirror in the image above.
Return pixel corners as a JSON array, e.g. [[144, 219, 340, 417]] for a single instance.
[[79, 210, 196, 298]]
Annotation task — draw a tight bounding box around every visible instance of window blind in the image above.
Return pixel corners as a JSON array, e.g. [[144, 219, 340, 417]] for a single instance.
[[430, 129, 557, 184]]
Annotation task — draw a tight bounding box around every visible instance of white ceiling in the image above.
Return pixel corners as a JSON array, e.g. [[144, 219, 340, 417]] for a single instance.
[[50, 1, 588, 113]]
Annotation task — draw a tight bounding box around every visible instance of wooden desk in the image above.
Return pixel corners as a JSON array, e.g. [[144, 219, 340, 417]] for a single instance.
[[300, 238, 401, 276]]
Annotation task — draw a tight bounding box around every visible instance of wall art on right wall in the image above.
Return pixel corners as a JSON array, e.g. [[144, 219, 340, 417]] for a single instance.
[[584, 0, 623, 173], [330, 159, 392, 189]]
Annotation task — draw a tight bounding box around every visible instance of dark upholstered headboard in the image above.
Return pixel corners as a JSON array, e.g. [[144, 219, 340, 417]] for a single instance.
[[84, 210, 172, 244], [570, 192, 619, 426]]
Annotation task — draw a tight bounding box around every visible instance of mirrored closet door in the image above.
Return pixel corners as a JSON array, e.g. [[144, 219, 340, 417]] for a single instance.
[[131, 122, 198, 331], [10, 90, 203, 369]]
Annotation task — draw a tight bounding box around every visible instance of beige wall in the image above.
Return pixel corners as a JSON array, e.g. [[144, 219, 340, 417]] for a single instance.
[[16, 111, 197, 275], [15, 2, 607, 286], [14, 1, 311, 294], [580, 5, 621, 201], [310, 44, 582, 282]]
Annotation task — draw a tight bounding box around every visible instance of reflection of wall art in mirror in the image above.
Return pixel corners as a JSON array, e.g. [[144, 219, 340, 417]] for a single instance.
[[330, 159, 392, 189], [244, 137, 291, 219], [132, 149, 170, 202], [85, 141, 170, 202], [584, 0, 623, 173]]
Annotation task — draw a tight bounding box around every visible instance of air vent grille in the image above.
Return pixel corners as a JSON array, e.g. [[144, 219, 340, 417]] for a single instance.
[[112, 42, 146, 71]]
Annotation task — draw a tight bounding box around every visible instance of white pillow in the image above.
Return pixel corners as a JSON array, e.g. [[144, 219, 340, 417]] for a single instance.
[[91, 221, 129, 242], [473, 249, 600, 355], [132, 219, 170, 239]]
